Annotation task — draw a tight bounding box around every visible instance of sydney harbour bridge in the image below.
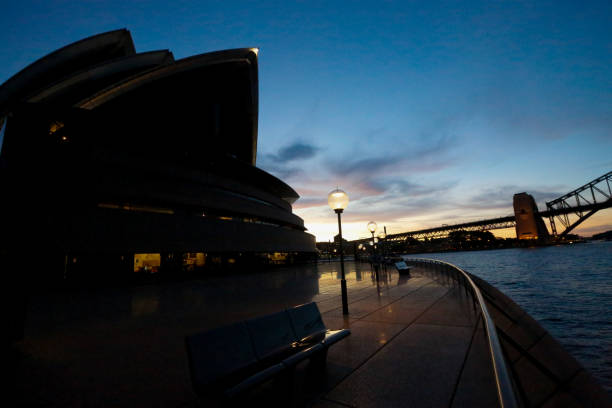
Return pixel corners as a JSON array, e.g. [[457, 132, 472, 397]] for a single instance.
[[354, 171, 611, 243]]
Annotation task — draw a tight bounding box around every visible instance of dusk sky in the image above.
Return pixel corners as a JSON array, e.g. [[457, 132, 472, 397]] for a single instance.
[[1, 0, 610, 241]]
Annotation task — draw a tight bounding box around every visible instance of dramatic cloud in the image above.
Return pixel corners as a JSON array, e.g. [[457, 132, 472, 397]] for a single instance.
[[258, 141, 322, 180], [326, 133, 457, 177], [273, 143, 319, 163]]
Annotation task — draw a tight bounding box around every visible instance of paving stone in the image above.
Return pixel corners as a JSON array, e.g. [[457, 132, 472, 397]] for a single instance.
[[325, 324, 473, 408], [324, 295, 389, 319], [310, 397, 354, 407], [360, 304, 425, 325], [485, 298, 516, 332], [540, 391, 583, 408], [451, 322, 500, 408], [325, 320, 406, 370], [320, 315, 349, 330], [316, 297, 344, 314], [393, 285, 450, 309], [499, 334, 523, 364], [513, 355, 557, 408], [505, 311, 548, 351], [527, 334, 582, 384], [416, 287, 477, 327], [567, 370, 612, 408]]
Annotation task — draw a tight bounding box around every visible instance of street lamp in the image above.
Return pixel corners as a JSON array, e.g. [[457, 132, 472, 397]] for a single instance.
[[328, 188, 349, 315], [367, 221, 377, 236], [367, 221, 378, 257]]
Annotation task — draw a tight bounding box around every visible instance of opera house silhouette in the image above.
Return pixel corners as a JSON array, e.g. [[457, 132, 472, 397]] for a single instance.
[[0, 29, 316, 283]]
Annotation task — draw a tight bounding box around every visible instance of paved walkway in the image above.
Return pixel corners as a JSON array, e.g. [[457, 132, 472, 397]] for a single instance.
[[14, 261, 499, 407], [308, 263, 498, 408]]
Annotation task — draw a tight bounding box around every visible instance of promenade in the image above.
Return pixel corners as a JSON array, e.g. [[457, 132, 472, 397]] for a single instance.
[[14, 261, 499, 407]]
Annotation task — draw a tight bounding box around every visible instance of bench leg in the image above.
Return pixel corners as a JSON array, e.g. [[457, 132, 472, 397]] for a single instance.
[[303, 348, 329, 390], [230, 369, 295, 408], [310, 347, 329, 372], [274, 365, 295, 403]]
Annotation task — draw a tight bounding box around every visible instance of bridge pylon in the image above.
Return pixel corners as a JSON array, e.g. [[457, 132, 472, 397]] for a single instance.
[[513, 193, 549, 240]]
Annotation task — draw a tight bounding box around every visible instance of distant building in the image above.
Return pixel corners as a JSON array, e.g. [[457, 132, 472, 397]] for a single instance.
[[0, 29, 316, 283], [513, 193, 550, 240]]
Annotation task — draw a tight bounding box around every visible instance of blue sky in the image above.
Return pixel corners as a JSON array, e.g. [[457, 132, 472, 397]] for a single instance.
[[1, 0, 610, 240]]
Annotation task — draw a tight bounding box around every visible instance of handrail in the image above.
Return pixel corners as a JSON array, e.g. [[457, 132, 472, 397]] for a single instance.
[[405, 258, 519, 408]]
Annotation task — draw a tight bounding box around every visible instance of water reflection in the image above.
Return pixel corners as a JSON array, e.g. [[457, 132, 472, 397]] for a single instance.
[[26, 260, 422, 338], [131, 292, 159, 317]]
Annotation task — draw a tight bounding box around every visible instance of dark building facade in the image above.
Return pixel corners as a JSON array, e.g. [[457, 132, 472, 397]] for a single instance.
[[0, 29, 316, 282]]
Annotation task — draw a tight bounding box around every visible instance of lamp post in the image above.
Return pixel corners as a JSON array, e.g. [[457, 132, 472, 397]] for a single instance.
[[328, 188, 349, 315], [367, 221, 377, 258], [378, 230, 386, 260]]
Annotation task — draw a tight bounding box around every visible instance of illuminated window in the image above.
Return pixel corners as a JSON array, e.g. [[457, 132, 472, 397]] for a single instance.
[[268, 252, 288, 264], [134, 253, 161, 273], [183, 252, 206, 270], [98, 203, 174, 215]]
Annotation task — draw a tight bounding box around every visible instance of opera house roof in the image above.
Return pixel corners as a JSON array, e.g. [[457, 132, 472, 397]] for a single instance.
[[1, 29, 261, 164], [0, 29, 315, 258]]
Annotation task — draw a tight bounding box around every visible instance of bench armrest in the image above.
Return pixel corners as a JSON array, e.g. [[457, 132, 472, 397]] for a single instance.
[[323, 329, 351, 346]]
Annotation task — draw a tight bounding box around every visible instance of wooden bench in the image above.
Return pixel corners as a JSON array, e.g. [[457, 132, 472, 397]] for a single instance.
[[395, 261, 412, 274], [185, 302, 350, 403]]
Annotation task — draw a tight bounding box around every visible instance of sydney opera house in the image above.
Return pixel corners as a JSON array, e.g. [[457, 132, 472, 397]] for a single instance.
[[0, 29, 316, 283]]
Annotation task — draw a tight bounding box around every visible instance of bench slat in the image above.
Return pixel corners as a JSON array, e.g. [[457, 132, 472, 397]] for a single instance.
[[288, 302, 327, 342], [185, 322, 258, 393], [246, 311, 298, 362]]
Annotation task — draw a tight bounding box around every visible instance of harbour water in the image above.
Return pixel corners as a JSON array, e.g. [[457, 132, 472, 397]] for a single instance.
[[406, 240, 612, 391]]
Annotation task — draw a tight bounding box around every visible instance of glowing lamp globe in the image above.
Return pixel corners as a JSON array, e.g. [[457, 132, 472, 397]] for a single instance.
[[328, 189, 349, 212], [378, 231, 386, 239], [367, 221, 377, 233]]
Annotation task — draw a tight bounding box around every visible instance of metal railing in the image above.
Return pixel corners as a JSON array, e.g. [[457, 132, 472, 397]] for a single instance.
[[405, 258, 519, 408]]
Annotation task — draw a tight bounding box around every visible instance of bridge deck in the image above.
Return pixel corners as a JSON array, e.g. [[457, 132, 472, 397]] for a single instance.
[[14, 262, 498, 407]]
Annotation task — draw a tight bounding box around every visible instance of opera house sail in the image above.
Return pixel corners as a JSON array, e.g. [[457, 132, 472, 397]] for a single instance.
[[0, 29, 316, 283]]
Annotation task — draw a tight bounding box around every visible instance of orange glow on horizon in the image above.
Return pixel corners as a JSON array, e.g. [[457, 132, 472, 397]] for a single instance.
[[302, 209, 611, 242]]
